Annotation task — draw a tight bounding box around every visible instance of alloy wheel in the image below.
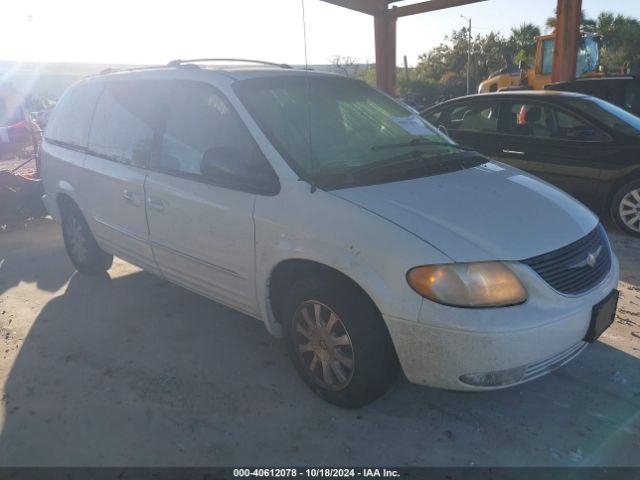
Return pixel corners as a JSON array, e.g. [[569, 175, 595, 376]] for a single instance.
[[619, 188, 640, 233], [292, 301, 355, 391]]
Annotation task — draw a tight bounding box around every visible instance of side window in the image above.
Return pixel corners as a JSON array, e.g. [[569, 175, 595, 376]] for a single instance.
[[156, 81, 275, 192], [449, 105, 470, 126], [541, 39, 554, 75], [424, 110, 442, 126], [88, 81, 163, 167], [554, 108, 607, 141], [506, 101, 606, 141], [448, 102, 499, 133], [45, 83, 102, 148], [506, 102, 552, 138]]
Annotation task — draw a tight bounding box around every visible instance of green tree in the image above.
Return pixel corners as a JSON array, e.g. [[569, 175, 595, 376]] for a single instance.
[[413, 27, 511, 94], [545, 9, 592, 32], [392, 8, 639, 107], [397, 78, 443, 108], [398, 28, 511, 104], [472, 31, 512, 82], [588, 12, 640, 72], [509, 23, 541, 65]]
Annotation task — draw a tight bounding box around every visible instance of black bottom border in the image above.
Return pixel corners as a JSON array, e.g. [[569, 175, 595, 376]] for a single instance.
[[1, 467, 639, 480]]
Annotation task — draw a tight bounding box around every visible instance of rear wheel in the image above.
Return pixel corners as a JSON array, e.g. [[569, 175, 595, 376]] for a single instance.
[[611, 179, 640, 238], [61, 202, 113, 274], [282, 275, 398, 408]]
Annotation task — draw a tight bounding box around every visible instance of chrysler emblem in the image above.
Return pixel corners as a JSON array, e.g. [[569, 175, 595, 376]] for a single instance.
[[569, 246, 602, 269]]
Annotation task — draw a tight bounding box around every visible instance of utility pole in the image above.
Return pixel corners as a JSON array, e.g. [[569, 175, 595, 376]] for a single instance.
[[461, 15, 472, 95]]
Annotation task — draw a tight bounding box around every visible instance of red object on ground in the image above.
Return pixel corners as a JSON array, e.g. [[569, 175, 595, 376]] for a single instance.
[[7, 120, 28, 130], [18, 171, 40, 180]]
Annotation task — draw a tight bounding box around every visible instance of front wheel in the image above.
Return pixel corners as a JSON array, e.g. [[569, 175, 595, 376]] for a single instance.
[[611, 180, 640, 238], [282, 275, 399, 408]]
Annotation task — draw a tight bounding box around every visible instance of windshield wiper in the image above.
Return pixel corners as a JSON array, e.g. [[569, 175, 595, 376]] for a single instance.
[[312, 149, 484, 189], [371, 138, 474, 152], [348, 147, 478, 178]]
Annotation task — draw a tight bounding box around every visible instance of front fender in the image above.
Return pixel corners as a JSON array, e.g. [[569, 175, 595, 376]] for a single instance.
[[254, 180, 451, 336]]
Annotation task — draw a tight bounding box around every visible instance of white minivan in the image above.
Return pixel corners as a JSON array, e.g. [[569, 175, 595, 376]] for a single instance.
[[41, 60, 620, 407]]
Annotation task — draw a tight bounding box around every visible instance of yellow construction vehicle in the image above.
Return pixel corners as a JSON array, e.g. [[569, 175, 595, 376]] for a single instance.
[[478, 33, 603, 93]]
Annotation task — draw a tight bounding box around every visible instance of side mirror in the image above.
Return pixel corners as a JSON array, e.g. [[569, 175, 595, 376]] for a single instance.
[[201, 146, 252, 180], [437, 124, 449, 137], [200, 146, 278, 194]]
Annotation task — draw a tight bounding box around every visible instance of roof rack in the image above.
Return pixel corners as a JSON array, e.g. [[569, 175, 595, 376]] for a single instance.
[[99, 65, 163, 75], [166, 58, 293, 69]]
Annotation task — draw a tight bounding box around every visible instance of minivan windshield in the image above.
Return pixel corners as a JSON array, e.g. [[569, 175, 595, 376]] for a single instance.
[[234, 76, 474, 188], [568, 96, 640, 139]]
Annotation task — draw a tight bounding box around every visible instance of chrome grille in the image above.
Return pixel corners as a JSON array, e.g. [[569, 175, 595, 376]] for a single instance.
[[522, 225, 611, 295]]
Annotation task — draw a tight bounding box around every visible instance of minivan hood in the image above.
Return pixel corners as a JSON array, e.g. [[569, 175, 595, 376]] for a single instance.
[[331, 162, 598, 262]]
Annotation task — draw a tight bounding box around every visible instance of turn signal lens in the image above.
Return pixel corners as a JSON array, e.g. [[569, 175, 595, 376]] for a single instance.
[[407, 262, 527, 307]]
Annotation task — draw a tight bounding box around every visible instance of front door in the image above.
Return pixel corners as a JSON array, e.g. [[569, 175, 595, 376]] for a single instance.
[[495, 99, 616, 212], [145, 80, 271, 317]]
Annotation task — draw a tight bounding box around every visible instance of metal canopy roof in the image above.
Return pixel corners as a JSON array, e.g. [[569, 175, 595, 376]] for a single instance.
[[319, 0, 489, 95], [319, 0, 582, 98], [320, 0, 487, 17]]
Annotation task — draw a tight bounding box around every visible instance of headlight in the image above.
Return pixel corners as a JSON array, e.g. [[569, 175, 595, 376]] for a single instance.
[[406, 262, 527, 307]]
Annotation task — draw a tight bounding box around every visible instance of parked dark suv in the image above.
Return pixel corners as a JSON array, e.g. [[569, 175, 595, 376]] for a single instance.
[[545, 76, 640, 117], [422, 90, 640, 237]]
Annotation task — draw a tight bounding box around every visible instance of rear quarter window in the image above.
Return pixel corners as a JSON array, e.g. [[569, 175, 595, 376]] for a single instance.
[[46, 83, 102, 148], [449, 102, 500, 133]]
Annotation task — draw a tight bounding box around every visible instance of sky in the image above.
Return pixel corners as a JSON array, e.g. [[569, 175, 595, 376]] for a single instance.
[[1, 0, 638, 67]]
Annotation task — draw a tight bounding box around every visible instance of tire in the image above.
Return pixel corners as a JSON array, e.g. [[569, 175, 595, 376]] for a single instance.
[[61, 202, 113, 274], [282, 274, 399, 408], [610, 179, 640, 238]]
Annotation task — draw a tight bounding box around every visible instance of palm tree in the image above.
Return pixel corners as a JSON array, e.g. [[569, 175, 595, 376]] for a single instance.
[[509, 23, 541, 63], [546, 9, 640, 73], [545, 8, 592, 32]]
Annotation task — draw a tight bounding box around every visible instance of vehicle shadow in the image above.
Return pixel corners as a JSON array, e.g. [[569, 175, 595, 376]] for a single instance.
[[0, 267, 638, 466], [0, 218, 74, 297]]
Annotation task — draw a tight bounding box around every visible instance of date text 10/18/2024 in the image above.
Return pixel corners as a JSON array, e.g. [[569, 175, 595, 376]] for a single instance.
[[233, 468, 401, 478]]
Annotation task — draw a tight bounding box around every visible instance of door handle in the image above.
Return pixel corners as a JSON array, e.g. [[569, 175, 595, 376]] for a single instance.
[[502, 149, 526, 156], [148, 197, 165, 212]]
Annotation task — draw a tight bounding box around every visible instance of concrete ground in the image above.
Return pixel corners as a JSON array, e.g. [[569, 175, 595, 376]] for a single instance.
[[0, 218, 638, 467]]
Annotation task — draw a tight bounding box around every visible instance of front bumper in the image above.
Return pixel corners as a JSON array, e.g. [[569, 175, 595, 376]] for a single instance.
[[384, 254, 620, 390]]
